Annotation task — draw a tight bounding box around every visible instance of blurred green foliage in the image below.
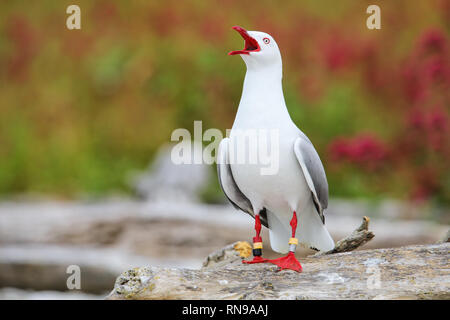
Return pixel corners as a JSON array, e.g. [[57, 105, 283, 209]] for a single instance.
[[0, 0, 448, 203]]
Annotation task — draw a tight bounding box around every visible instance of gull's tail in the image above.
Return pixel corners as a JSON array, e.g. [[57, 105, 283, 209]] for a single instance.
[[267, 204, 335, 253]]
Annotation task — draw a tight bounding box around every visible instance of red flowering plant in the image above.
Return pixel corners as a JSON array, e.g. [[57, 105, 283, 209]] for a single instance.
[[397, 29, 449, 203], [0, 1, 447, 207], [329, 134, 389, 172], [327, 28, 449, 204]]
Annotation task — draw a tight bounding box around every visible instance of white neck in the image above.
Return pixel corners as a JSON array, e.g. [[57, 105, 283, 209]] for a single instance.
[[232, 61, 295, 131], [244, 64, 281, 92], [238, 62, 288, 113]]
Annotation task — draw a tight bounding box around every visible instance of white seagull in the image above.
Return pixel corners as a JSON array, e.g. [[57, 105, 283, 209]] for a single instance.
[[217, 26, 335, 272]]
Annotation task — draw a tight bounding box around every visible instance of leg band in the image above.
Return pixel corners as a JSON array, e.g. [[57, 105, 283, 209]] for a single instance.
[[253, 242, 263, 249], [289, 237, 298, 252], [252, 248, 262, 256]]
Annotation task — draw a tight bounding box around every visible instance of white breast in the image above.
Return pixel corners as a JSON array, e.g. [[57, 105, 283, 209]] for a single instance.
[[229, 122, 311, 220]]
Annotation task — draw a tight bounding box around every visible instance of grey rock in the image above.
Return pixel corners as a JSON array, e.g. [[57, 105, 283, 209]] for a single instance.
[[107, 243, 450, 300]]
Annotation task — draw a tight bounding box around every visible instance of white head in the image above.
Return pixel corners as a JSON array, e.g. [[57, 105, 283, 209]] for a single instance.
[[229, 26, 282, 71]]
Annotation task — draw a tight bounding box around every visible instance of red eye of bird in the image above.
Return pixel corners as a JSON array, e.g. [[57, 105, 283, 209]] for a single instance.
[[263, 37, 270, 44]]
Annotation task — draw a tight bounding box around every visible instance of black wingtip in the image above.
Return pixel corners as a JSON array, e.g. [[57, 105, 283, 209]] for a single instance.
[[311, 192, 325, 224]]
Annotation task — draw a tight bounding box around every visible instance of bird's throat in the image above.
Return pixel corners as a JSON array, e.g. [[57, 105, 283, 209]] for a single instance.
[[240, 67, 285, 107]]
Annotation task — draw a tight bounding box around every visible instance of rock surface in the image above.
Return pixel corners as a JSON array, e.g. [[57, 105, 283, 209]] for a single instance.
[[107, 242, 450, 300]]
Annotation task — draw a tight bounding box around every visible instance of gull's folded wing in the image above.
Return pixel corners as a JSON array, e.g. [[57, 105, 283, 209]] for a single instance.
[[217, 138, 268, 227], [293, 135, 329, 224]]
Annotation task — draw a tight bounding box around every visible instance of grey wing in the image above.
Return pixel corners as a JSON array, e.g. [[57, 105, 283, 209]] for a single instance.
[[293, 135, 329, 224], [217, 138, 268, 227]]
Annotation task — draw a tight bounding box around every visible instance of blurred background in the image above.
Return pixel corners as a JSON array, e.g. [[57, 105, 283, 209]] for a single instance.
[[0, 0, 448, 299]]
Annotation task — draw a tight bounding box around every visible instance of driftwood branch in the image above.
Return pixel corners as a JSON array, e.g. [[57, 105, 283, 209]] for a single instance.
[[318, 216, 375, 256]]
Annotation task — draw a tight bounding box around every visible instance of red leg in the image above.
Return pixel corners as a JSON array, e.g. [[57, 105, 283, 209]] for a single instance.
[[268, 211, 303, 272], [243, 214, 269, 264]]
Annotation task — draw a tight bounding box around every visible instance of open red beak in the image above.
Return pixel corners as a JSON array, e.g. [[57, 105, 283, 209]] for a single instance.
[[228, 26, 261, 56]]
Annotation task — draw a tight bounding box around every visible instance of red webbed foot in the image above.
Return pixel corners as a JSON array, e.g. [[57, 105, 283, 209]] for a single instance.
[[268, 252, 303, 272], [242, 256, 269, 264]]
